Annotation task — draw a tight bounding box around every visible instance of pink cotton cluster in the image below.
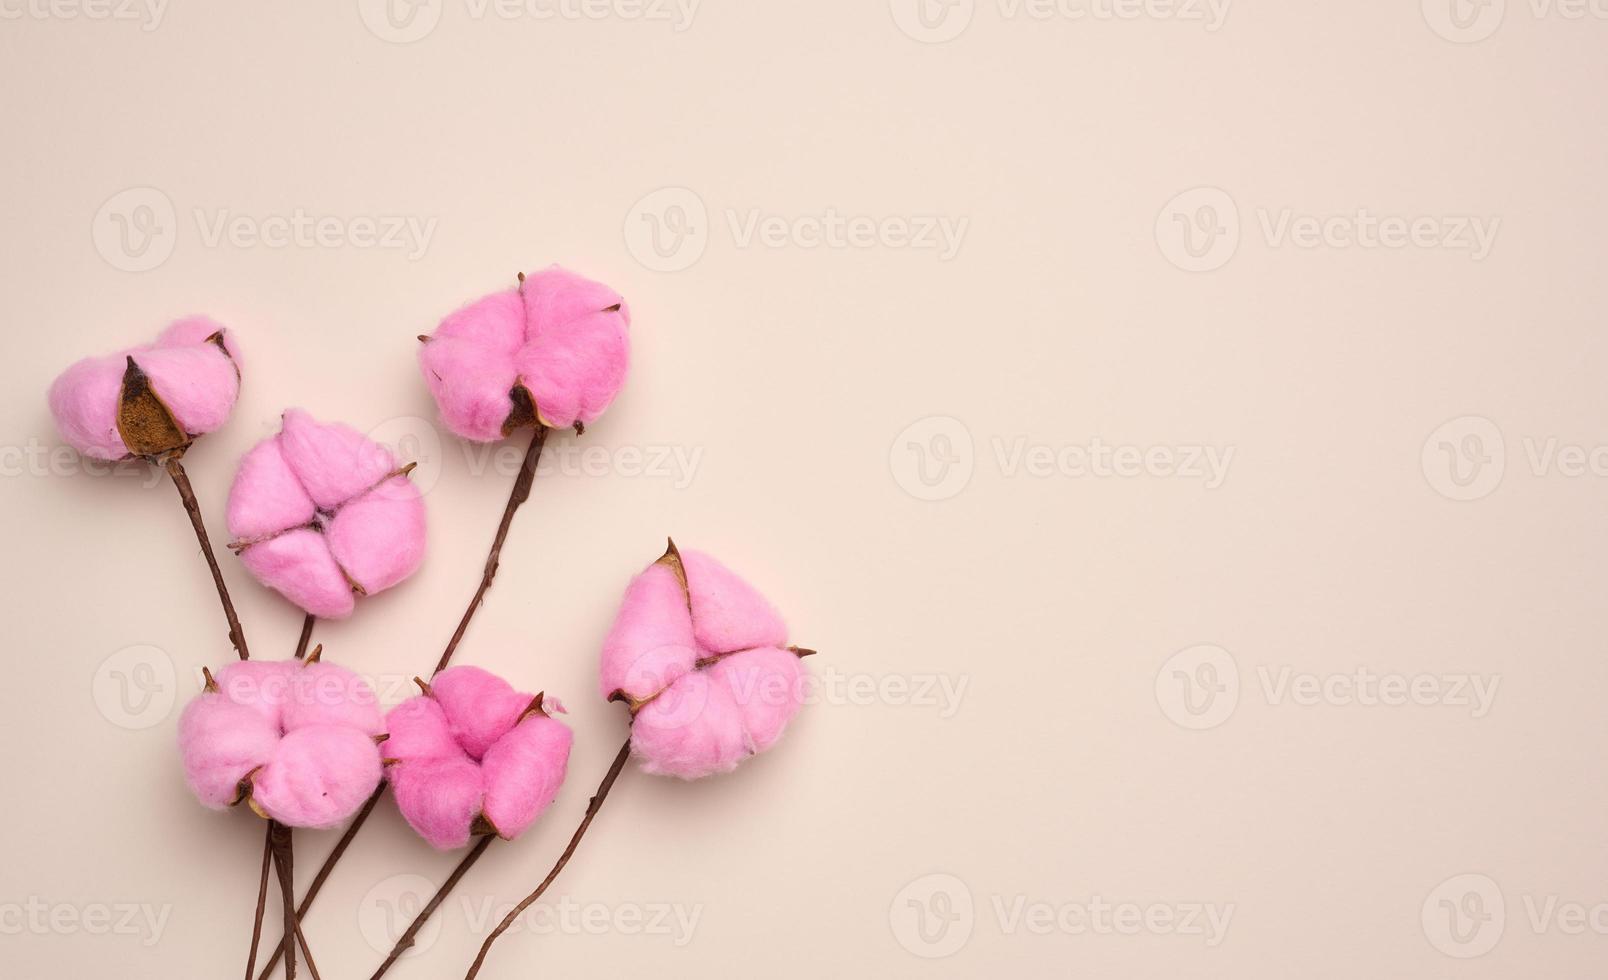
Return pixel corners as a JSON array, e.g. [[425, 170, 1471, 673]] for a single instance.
[[601, 542, 808, 779], [47, 317, 242, 460], [179, 657, 385, 829], [227, 410, 426, 618], [419, 265, 630, 441], [384, 667, 573, 850]]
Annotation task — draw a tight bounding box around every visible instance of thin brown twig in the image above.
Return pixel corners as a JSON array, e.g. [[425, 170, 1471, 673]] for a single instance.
[[164, 454, 250, 659], [367, 836, 496, 980], [267, 822, 298, 980], [293, 614, 315, 659], [434, 425, 547, 675], [463, 737, 633, 980], [256, 786, 385, 980], [243, 825, 273, 980]]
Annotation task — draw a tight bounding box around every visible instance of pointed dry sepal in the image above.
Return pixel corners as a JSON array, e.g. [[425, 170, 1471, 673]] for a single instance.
[[301, 644, 323, 665], [202, 665, 220, 693], [517, 692, 548, 723], [117, 356, 191, 459]]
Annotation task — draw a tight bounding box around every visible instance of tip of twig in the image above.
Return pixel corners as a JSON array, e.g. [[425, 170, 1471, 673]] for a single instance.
[[397, 461, 418, 476], [302, 644, 323, 664], [516, 271, 525, 283], [373, 732, 390, 745], [201, 665, 218, 693], [573, 420, 585, 436], [417, 334, 431, 343], [414, 676, 432, 696], [789, 646, 817, 659], [602, 303, 621, 313]]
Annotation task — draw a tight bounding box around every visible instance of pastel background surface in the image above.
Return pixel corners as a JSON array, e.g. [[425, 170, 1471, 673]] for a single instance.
[[2, 2, 1605, 976]]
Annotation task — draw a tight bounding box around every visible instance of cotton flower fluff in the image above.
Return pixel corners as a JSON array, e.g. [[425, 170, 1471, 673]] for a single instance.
[[384, 666, 573, 850], [600, 543, 808, 780], [178, 658, 384, 829], [227, 409, 425, 619]]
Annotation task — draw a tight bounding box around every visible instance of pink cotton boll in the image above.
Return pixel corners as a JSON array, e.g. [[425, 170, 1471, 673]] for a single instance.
[[389, 755, 485, 850], [383, 696, 459, 760], [180, 658, 386, 828], [46, 319, 242, 460], [598, 561, 698, 703], [431, 666, 534, 761], [481, 716, 572, 840], [282, 662, 384, 735], [228, 410, 426, 618], [601, 541, 810, 779], [179, 697, 279, 808], [682, 550, 788, 655], [251, 725, 385, 829], [325, 480, 426, 595], [631, 672, 750, 779], [238, 529, 357, 619], [418, 266, 630, 439], [382, 667, 572, 849]]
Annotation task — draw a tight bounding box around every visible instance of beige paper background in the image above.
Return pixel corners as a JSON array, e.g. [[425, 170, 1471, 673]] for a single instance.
[[2, 1, 1606, 976]]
